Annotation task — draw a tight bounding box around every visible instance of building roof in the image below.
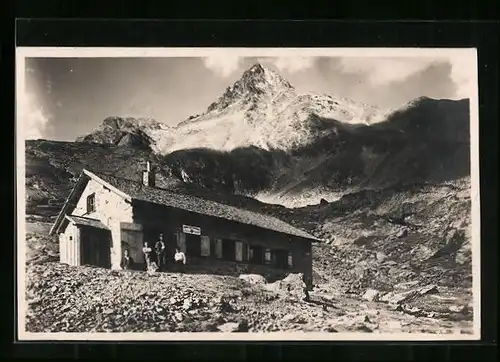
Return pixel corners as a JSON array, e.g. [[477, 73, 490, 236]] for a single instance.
[[65, 215, 110, 230], [50, 168, 320, 242], [89, 170, 319, 241]]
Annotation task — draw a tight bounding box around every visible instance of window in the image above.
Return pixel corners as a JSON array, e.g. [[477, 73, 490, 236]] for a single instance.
[[201, 236, 210, 257], [69, 236, 73, 241], [86, 193, 96, 213], [235, 241, 243, 262], [287, 252, 293, 268], [264, 248, 272, 264]]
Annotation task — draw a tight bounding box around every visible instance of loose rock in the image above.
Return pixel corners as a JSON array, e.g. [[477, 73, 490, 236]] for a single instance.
[[362, 289, 380, 302]]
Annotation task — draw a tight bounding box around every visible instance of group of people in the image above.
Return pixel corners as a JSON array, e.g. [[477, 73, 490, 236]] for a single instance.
[[120, 233, 187, 273]]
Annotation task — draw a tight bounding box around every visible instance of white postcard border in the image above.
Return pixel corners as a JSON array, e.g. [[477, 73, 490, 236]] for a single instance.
[[15, 47, 481, 341]]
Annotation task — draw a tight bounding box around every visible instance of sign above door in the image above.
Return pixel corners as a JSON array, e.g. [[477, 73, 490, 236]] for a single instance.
[[182, 225, 201, 235]]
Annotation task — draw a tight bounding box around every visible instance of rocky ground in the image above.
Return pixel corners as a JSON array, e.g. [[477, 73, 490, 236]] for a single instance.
[[24, 226, 473, 335], [266, 178, 473, 292]]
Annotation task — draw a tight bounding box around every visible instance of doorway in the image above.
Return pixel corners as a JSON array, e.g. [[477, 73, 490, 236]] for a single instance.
[[185, 233, 201, 257], [274, 249, 289, 269], [249, 245, 264, 264], [80, 227, 111, 268]]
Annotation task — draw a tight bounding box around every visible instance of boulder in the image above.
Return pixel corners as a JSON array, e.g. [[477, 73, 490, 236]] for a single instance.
[[418, 284, 438, 295], [217, 319, 249, 332], [379, 290, 419, 304], [217, 322, 239, 332], [282, 313, 296, 322], [239, 274, 267, 285], [396, 229, 408, 238], [394, 280, 419, 290], [448, 305, 466, 313], [342, 314, 378, 332], [362, 289, 380, 302], [264, 273, 307, 301], [182, 299, 193, 311], [379, 284, 438, 305], [375, 252, 387, 263]]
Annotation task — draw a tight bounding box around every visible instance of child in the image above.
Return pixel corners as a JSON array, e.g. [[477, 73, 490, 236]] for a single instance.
[[120, 249, 134, 270], [142, 241, 153, 271]]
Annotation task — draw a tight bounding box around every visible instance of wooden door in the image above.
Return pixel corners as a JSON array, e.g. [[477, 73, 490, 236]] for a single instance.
[[214, 238, 222, 259], [80, 230, 92, 266], [121, 227, 144, 266], [80, 228, 111, 268], [97, 230, 112, 268], [186, 233, 201, 257], [177, 232, 187, 253]]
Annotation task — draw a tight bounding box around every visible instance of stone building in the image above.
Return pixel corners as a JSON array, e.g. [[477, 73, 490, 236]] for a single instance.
[[49, 162, 320, 287]]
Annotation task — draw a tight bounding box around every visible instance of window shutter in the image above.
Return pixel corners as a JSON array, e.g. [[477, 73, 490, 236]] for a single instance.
[[177, 232, 186, 253], [242, 243, 248, 261], [215, 238, 223, 259], [201, 235, 210, 256], [235, 241, 243, 262]]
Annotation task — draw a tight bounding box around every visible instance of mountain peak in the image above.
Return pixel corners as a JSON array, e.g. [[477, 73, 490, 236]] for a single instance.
[[240, 63, 293, 90], [205, 63, 295, 113], [245, 62, 271, 75], [249, 62, 266, 71]]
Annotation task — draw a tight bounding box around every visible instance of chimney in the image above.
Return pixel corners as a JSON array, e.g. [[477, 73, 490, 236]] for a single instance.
[[142, 161, 156, 187]]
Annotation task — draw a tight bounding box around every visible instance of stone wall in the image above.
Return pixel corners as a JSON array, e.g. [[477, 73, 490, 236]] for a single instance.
[[72, 179, 134, 269]]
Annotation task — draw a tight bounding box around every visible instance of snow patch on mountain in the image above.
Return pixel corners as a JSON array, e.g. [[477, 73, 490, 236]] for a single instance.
[[159, 64, 387, 153], [255, 189, 344, 208]]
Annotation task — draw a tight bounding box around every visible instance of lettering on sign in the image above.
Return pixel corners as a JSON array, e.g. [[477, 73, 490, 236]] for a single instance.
[[182, 225, 201, 235]]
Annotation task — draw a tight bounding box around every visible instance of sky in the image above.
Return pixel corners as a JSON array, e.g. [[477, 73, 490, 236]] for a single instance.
[[21, 54, 475, 141]]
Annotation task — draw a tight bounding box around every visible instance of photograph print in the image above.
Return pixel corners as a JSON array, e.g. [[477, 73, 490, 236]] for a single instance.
[[16, 47, 480, 340]]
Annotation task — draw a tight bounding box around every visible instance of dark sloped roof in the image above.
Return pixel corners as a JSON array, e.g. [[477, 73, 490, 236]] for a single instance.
[[88, 170, 319, 241], [66, 215, 110, 230]]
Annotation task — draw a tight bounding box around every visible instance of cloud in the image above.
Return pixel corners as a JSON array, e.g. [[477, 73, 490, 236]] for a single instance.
[[338, 57, 442, 85], [447, 56, 476, 99], [260, 56, 316, 73], [18, 91, 51, 140], [336, 55, 476, 100], [202, 55, 242, 77]]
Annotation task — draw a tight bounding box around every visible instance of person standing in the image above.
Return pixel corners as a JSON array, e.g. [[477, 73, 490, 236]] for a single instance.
[[120, 249, 134, 270], [173, 247, 186, 273], [142, 241, 153, 271], [155, 233, 166, 272]]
